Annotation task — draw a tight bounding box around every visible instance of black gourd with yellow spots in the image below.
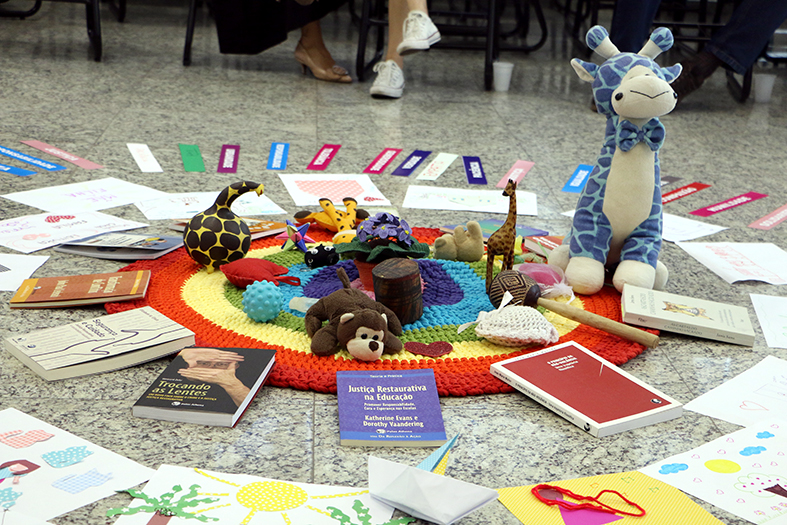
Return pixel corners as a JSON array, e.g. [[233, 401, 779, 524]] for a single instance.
[[183, 181, 264, 273]]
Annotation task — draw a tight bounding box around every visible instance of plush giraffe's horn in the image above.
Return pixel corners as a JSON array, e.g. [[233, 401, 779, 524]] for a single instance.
[[586, 26, 620, 59], [639, 27, 674, 59]]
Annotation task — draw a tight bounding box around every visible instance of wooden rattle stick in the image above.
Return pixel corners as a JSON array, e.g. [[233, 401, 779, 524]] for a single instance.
[[519, 275, 660, 349]]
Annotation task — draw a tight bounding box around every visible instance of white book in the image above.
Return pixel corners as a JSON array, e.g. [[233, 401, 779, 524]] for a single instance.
[[621, 284, 756, 346], [4, 306, 195, 381]]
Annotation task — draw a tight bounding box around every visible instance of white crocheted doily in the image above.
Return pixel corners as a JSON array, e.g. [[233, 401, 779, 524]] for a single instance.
[[475, 305, 559, 347]]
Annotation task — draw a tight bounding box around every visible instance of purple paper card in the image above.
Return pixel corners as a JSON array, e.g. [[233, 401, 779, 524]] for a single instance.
[[392, 150, 431, 176], [463, 156, 487, 185], [217, 145, 240, 173]]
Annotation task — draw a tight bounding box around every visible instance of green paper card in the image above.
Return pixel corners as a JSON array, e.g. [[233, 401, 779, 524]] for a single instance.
[[178, 144, 206, 172]]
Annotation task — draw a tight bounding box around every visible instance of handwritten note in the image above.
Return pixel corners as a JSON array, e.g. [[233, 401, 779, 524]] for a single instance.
[[676, 242, 787, 285], [751, 294, 787, 349], [2, 177, 167, 212]]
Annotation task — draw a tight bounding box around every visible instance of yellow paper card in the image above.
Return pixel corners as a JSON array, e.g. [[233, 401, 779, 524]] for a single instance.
[[498, 470, 723, 524]]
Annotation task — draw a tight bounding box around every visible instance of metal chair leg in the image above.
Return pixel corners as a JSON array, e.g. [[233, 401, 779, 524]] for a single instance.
[[85, 0, 102, 61], [183, 0, 199, 66]]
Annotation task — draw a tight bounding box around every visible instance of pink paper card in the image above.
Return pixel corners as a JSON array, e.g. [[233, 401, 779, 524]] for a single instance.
[[21, 140, 103, 169], [363, 148, 402, 174], [750, 202, 787, 230], [690, 192, 768, 217], [217, 145, 239, 173], [662, 182, 711, 204], [497, 160, 534, 188], [307, 144, 341, 171]]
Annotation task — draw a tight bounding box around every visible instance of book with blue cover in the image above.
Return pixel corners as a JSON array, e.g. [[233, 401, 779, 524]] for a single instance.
[[337, 369, 446, 447], [440, 219, 548, 241]]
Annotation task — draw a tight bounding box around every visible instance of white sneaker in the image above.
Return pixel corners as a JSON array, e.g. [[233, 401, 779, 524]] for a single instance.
[[397, 11, 441, 56], [370, 60, 405, 98]]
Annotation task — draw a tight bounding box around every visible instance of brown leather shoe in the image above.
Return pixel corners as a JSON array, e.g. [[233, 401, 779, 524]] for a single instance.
[[671, 50, 723, 102]]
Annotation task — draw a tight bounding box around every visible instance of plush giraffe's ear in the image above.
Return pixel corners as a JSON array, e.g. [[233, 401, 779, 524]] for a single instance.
[[662, 64, 683, 84], [571, 59, 598, 83]]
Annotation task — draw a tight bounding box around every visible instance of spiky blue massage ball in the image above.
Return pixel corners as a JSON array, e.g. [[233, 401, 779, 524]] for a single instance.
[[242, 280, 283, 323]]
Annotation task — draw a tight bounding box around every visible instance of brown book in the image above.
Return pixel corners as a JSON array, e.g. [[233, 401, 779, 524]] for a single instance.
[[169, 217, 287, 240], [9, 270, 151, 309]]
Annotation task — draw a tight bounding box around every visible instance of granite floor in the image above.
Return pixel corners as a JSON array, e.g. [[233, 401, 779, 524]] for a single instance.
[[1, 0, 787, 523]]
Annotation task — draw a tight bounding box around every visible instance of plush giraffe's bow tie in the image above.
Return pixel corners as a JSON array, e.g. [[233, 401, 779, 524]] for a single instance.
[[615, 118, 665, 152]]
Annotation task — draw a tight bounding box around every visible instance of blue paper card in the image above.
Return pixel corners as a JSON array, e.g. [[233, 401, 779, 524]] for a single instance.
[[0, 145, 66, 171], [267, 142, 289, 170], [562, 164, 593, 193], [392, 150, 431, 176], [0, 163, 36, 176], [463, 156, 487, 185]]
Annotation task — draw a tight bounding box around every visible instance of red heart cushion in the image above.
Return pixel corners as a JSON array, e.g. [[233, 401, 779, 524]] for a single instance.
[[404, 341, 454, 357], [221, 258, 288, 288]]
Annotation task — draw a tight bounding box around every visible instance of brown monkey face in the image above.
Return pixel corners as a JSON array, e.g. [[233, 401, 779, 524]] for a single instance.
[[346, 326, 386, 361]]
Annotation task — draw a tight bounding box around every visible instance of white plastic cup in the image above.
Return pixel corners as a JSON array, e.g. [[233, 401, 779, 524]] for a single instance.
[[493, 62, 514, 92], [753, 73, 777, 103]]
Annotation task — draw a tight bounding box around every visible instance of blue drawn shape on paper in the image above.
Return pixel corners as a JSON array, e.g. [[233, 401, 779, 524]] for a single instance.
[[740, 446, 767, 456], [0, 468, 11, 481], [42, 446, 93, 468], [0, 487, 22, 509], [757, 431, 775, 439], [52, 468, 112, 494], [659, 463, 688, 475]]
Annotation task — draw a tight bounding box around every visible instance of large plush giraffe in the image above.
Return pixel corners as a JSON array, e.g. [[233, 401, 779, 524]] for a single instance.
[[550, 26, 682, 295], [486, 179, 518, 292]]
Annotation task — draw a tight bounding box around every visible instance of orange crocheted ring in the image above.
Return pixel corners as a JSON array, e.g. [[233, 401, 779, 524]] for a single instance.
[[105, 227, 652, 396]]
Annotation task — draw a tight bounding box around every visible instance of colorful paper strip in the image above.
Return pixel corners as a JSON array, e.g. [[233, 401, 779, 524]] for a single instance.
[[392, 150, 431, 176], [662, 182, 711, 204], [689, 191, 768, 217], [127, 143, 163, 173], [0, 163, 36, 176], [364, 148, 402, 174], [497, 160, 534, 188], [267, 142, 289, 170], [217, 145, 239, 173], [750, 202, 787, 230], [0, 144, 66, 172], [307, 144, 341, 170], [178, 144, 206, 172], [561, 164, 593, 193], [415, 152, 459, 181], [463, 156, 487, 185], [20, 140, 103, 169]]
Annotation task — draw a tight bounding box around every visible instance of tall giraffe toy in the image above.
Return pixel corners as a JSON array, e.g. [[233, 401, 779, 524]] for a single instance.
[[550, 26, 682, 295], [486, 179, 518, 292]]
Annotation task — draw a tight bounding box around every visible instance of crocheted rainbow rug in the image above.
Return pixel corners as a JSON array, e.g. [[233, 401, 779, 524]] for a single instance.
[[106, 227, 655, 396]]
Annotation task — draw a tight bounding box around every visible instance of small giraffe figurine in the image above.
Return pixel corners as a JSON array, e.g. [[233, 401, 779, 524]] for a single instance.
[[486, 179, 518, 292]]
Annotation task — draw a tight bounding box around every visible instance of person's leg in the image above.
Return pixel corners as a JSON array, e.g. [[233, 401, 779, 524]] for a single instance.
[[610, 0, 662, 53], [397, 0, 440, 56], [672, 0, 787, 100], [385, 0, 410, 68], [704, 0, 787, 74], [295, 20, 351, 82]]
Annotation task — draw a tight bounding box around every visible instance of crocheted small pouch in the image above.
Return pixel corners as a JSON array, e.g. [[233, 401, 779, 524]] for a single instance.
[[475, 305, 559, 347]]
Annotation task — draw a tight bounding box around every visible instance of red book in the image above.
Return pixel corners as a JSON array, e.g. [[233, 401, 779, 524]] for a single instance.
[[490, 341, 682, 437]]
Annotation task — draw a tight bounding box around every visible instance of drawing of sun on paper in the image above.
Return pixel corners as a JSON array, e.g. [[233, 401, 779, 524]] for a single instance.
[[109, 465, 398, 525]]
